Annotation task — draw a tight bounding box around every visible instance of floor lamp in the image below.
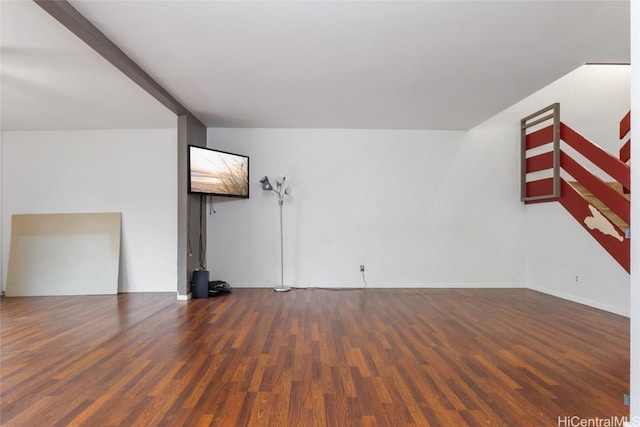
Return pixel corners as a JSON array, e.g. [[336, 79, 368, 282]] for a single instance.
[[260, 176, 291, 292]]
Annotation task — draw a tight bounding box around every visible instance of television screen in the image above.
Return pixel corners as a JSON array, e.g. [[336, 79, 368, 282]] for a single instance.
[[188, 146, 249, 198]]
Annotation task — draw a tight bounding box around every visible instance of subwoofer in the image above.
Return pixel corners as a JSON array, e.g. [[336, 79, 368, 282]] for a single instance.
[[191, 270, 209, 299]]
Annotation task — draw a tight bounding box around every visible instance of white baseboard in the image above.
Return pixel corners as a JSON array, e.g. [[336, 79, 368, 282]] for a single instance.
[[530, 286, 630, 317], [230, 282, 528, 289], [176, 292, 191, 301]]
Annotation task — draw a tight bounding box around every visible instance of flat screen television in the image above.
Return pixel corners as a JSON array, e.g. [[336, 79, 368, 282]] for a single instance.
[[188, 145, 249, 198]]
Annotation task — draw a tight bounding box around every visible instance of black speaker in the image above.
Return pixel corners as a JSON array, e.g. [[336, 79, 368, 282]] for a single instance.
[[191, 270, 209, 299]]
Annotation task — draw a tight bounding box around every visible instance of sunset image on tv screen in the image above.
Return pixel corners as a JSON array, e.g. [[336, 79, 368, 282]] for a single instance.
[[190, 147, 249, 197]]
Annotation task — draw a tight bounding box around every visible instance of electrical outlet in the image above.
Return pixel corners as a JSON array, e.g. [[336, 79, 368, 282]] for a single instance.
[[360, 265, 365, 272], [575, 275, 579, 283]]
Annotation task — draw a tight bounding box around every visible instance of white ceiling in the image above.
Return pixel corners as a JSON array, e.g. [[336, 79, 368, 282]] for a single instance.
[[0, 0, 176, 131], [1, 0, 631, 131]]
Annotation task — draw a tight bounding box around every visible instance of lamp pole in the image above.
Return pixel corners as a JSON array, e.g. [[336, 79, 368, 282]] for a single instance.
[[278, 197, 286, 291], [260, 175, 291, 292]]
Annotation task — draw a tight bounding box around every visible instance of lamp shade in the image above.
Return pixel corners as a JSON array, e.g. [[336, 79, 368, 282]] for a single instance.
[[259, 176, 273, 191]]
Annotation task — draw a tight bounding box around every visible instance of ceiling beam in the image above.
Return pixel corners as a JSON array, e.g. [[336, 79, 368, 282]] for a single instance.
[[34, 0, 198, 121]]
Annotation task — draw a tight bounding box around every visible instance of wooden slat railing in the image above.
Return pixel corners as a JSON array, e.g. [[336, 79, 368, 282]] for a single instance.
[[619, 111, 630, 196], [521, 104, 560, 202], [620, 110, 631, 139], [521, 104, 630, 273], [561, 123, 630, 190], [525, 178, 557, 201], [559, 180, 629, 272], [526, 126, 555, 150], [620, 141, 631, 164], [526, 151, 554, 174], [560, 152, 630, 225]]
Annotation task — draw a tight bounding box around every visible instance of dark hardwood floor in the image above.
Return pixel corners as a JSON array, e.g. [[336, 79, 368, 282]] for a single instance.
[[0, 288, 629, 426]]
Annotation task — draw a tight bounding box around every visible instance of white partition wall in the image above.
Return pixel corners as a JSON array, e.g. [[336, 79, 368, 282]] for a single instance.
[[629, 0, 639, 422], [1, 128, 177, 293]]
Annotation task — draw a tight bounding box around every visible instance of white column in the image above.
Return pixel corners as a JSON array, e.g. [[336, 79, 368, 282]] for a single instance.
[[630, 0, 639, 423]]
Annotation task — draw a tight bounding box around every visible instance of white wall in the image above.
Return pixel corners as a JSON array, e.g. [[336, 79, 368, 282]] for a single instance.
[[505, 65, 631, 316], [629, 0, 639, 421], [0, 132, 3, 293], [526, 201, 630, 316], [512, 65, 630, 152], [204, 65, 630, 316], [1, 128, 178, 293], [206, 127, 526, 288]]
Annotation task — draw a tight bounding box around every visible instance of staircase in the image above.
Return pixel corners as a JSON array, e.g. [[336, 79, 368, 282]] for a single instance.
[[569, 181, 630, 233], [521, 104, 631, 273]]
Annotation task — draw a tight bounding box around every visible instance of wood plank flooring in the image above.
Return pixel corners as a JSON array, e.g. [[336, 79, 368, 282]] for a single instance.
[[0, 289, 629, 426]]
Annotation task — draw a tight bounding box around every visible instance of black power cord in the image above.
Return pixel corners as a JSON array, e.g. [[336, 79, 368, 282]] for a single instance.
[[198, 194, 206, 270]]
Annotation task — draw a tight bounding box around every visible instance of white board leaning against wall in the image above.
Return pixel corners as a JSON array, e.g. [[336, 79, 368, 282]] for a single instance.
[[6, 212, 121, 296]]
